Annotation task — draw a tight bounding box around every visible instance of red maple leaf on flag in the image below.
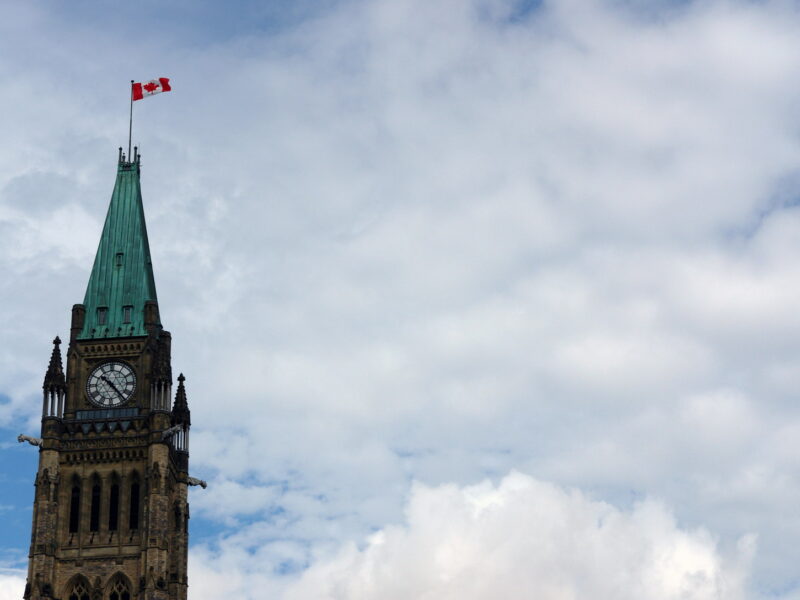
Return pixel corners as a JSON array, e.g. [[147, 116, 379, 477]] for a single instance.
[[132, 78, 171, 101]]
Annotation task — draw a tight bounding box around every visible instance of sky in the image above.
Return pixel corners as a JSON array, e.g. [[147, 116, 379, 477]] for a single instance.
[[1, 0, 800, 598]]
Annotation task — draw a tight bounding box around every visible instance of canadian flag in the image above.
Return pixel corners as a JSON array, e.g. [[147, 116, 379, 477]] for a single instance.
[[132, 78, 172, 101]]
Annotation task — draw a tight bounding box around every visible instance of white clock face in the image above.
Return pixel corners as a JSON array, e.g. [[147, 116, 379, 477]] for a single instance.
[[86, 362, 136, 407]]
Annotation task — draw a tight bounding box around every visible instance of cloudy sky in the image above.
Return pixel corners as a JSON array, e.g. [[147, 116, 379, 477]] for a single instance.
[[2, 0, 800, 598]]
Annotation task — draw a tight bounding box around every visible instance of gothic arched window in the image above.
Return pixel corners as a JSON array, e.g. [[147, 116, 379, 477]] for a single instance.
[[128, 475, 140, 531], [108, 576, 131, 600], [108, 477, 120, 532], [67, 580, 90, 600], [89, 476, 101, 532], [68, 479, 81, 534]]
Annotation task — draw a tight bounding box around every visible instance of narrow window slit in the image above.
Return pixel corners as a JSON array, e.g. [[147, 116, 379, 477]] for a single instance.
[[109, 483, 119, 531], [69, 484, 80, 533], [129, 481, 140, 530], [89, 481, 101, 532]]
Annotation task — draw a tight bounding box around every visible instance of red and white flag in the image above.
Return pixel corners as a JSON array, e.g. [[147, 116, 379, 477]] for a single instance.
[[132, 78, 172, 101]]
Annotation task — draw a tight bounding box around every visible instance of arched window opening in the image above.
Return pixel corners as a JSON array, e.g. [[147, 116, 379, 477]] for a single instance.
[[68, 483, 80, 533], [109, 482, 120, 531], [89, 480, 101, 532], [128, 480, 140, 530], [68, 581, 90, 600], [108, 577, 131, 600], [174, 504, 182, 532]]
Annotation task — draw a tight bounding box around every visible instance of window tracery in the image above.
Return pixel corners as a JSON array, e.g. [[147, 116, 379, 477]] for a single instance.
[[67, 581, 89, 600], [108, 576, 131, 600]]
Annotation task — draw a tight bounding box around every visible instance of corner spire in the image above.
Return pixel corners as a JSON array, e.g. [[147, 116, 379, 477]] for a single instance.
[[43, 336, 66, 390], [78, 149, 159, 339], [172, 373, 190, 425], [42, 336, 66, 419]]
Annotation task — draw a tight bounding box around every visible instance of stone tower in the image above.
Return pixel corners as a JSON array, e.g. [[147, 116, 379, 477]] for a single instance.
[[22, 149, 197, 600]]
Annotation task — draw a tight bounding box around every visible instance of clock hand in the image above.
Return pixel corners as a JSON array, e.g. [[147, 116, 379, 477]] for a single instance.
[[101, 375, 125, 400]]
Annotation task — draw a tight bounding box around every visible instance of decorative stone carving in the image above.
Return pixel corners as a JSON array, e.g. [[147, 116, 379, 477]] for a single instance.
[[149, 462, 162, 494], [37, 467, 60, 501], [160, 424, 182, 441], [18, 434, 43, 446], [186, 477, 207, 489]]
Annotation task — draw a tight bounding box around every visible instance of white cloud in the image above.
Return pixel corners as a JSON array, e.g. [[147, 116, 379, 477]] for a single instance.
[[190, 471, 753, 600], [0, 572, 26, 600]]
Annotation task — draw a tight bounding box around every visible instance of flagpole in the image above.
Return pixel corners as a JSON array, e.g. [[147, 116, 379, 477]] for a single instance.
[[128, 80, 134, 162]]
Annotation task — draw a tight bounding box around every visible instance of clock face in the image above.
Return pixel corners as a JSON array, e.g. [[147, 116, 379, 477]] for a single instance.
[[86, 362, 136, 407]]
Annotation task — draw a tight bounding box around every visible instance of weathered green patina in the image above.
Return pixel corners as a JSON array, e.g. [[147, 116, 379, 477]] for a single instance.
[[78, 157, 159, 339]]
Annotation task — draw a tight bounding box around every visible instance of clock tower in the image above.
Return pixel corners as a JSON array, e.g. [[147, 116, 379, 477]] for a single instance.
[[22, 149, 197, 600]]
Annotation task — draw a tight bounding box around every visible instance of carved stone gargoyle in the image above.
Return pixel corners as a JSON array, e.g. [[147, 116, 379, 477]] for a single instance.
[[18, 434, 42, 446], [160, 424, 183, 441], [186, 477, 207, 489]]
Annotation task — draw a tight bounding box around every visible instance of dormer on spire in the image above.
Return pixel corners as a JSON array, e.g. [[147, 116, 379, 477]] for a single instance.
[[42, 337, 66, 419], [78, 150, 158, 340]]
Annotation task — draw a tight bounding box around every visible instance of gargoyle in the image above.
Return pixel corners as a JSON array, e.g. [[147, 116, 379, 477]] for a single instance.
[[160, 424, 183, 441], [186, 477, 207, 489], [17, 434, 42, 447]]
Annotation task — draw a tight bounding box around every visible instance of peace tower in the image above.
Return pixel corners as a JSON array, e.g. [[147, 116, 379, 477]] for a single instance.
[[21, 149, 202, 600]]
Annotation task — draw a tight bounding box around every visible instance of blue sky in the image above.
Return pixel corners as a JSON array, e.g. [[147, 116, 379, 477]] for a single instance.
[[3, 0, 800, 598], [0, 423, 36, 563]]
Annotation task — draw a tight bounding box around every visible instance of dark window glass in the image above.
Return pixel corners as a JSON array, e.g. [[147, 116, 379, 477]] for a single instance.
[[97, 307, 108, 326], [69, 485, 80, 533], [68, 582, 90, 600], [109, 483, 119, 531], [129, 482, 140, 530], [115, 252, 124, 267], [122, 306, 132, 323], [89, 483, 100, 531], [109, 579, 131, 600]]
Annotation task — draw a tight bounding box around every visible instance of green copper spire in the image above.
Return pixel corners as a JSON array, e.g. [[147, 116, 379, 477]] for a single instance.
[[78, 151, 159, 339]]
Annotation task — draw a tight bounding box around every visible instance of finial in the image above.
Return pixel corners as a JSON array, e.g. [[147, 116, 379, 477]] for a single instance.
[[178, 373, 185, 383], [53, 336, 61, 346], [118, 147, 123, 162]]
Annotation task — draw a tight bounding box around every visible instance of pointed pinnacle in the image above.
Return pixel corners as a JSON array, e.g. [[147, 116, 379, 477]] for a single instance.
[[44, 336, 66, 389], [172, 373, 190, 425]]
